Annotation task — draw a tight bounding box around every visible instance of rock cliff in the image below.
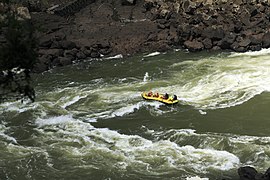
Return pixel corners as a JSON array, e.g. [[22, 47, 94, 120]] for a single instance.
[[20, 0, 270, 72]]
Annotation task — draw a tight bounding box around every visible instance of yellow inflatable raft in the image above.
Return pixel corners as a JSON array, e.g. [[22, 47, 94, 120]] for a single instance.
[[141, 92, 179, 105]]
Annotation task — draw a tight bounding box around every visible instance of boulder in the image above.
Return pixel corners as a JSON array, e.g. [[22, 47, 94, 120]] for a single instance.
[[60, 40, 77, 50], [147, 33, 158, 41], [238, 166, 258, 180], [143, 1, 154, 11], [17, 7, 31, 20], [177, 24, 192, 41], [59, 57, 72, 66], [39, 38, 52, 48], [157, 41, 170, 52], [262, 32, 270, 48], [39, 49, 64, 57], [33, 62, 48, 73], [64, 49, 78, 61], [53, 33, 66, 41], [264, 168, 270, 179], [182, 0, 197, 15], [202, 38, 212, 49], [219, 32, 236, 49], [38, 54, 52, 65], [50, 57, 60, 67], [249, 45, 261, 51], [76, 51, 86, 59], [90, 51, 100, 58], [203, 0, 213, 5], [238, 38, 251, 47], [99, 47, 112, 55], [50, 41, 62, 49], [82, 47, 92, 57], [184, 39, 204, 51], [202, 26, 225, 40]]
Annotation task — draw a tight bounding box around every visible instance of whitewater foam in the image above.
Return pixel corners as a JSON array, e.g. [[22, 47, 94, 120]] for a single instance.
[[105, 54, 123, 59], [33, 118, 240, 176], [143, 72, 150, 82], [0, 124, 17, 144], [35, 114, 75, 127], [229, 48, 270, 57], [169, 51, 270, 109], [61, 95, 87, 109], [111, 102, 142, 117], [186, 176, 209, 180], [144, 52, 161, 57]]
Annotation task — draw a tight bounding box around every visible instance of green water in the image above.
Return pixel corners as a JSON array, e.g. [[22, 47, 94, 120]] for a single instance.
[[1, 49, 270, 180]]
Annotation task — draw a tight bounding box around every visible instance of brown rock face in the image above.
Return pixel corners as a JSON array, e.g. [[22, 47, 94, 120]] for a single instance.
[[144, 0, 270, 52], [29, 0, 270, 72]]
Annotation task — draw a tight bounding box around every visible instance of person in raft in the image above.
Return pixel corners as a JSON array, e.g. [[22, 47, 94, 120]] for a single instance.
[[147, 91, 160, 97], [167, 94, 178, 101], [163, 93, 169, 99]]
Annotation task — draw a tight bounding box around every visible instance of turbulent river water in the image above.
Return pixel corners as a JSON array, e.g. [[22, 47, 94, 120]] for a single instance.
[[1, 49, 270, 180]]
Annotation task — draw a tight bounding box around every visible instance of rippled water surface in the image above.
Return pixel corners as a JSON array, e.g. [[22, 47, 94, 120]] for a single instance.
[[1, 49, 270, 180]]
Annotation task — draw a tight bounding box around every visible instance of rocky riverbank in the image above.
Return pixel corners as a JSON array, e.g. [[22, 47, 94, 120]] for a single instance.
[[27, 0, 270, 73]]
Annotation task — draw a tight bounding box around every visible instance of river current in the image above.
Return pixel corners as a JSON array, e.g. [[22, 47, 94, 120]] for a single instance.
[[1, 49, 270, 180]]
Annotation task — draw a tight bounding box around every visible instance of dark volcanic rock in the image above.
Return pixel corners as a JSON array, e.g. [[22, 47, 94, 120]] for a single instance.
[[31, 0, 270, 73], [60, 41, 77, 50], [90, 51, 100, 58], [238, 166, 258, 180], [202, 38, 212, 49], [184, 40, 204, 51], [39, 37, 52, 48], [262, 32, 270, 48], [202, 26, 225, 40], [239, 38, 251, 47], [39, 48, 64, 57], [76, 51, 87, 59], [59, 56, 73, 66], [238, 166, 270, 180]]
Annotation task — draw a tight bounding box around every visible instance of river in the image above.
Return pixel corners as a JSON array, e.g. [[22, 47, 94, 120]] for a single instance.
[[1, 49, 270, 180]]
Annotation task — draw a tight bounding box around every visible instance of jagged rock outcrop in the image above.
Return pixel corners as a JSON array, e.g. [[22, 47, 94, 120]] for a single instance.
[[144, 0, 270, 52], [30, 0, 270, 72]]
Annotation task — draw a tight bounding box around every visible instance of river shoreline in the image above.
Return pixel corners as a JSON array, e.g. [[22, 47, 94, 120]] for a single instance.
[[30, 0, 270, 73]]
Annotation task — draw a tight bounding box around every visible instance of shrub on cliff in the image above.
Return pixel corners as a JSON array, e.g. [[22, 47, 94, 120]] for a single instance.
[[0, 0, 37, 102]]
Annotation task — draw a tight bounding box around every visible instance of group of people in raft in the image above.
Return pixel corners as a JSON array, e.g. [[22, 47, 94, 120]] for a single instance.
[[147, 91, 178, 101]]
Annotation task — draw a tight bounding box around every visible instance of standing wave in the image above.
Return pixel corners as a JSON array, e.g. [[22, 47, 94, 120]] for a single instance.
[[168, 49, 270, 109]]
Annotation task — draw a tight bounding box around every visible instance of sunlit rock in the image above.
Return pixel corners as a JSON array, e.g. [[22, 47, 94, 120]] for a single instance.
[[17, 7, 31, 20]]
